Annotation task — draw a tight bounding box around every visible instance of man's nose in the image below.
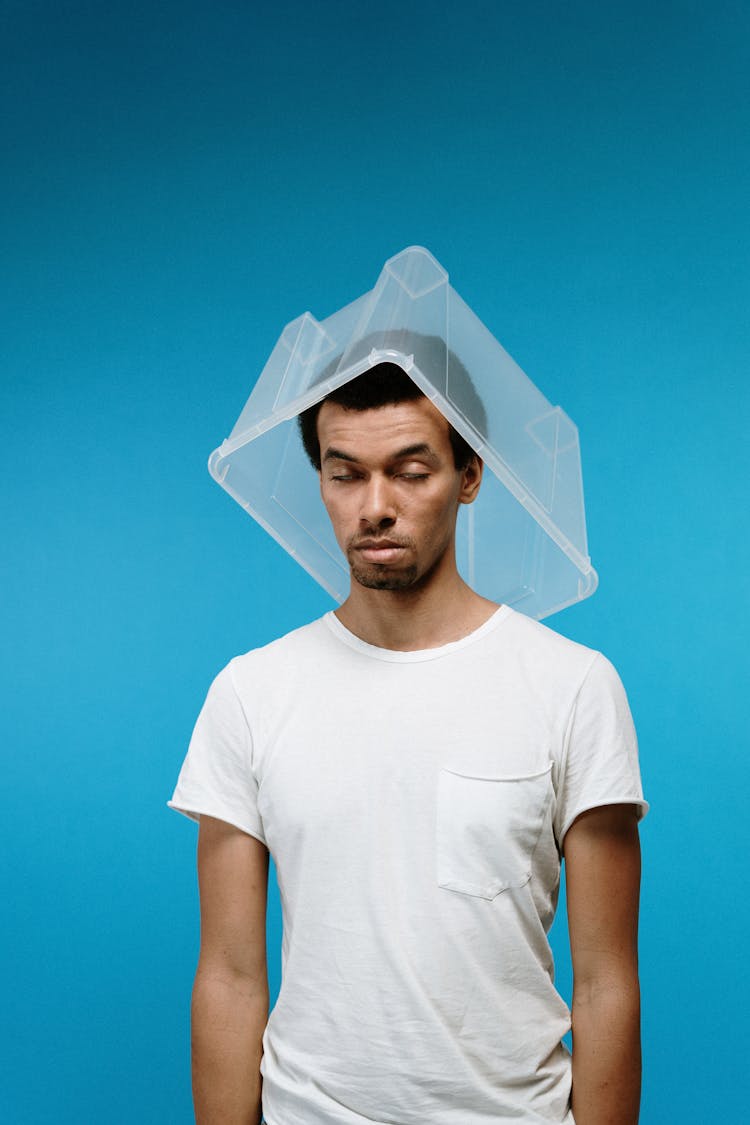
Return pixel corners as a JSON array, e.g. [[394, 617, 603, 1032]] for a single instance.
[[359, 475, 397, 527]]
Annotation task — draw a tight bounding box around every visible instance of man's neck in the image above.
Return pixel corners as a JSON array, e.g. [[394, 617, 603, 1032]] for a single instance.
[[334, 574, 499, 652]]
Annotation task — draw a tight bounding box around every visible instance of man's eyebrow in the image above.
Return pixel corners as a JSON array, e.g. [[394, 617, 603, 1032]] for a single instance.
[[322, 447, 360, 464], [322, 442, 440, 466], [391, 443, 437, 461]]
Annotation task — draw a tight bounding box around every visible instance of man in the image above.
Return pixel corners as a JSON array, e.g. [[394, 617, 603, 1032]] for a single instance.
[[169, 362, 647, 1125]]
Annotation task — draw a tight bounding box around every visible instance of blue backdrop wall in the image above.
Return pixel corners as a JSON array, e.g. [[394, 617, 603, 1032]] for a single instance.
[[3, 2, 748, 1121]]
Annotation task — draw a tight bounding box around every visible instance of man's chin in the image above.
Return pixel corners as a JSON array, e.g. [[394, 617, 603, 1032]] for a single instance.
[[350, 564, 419, 591]]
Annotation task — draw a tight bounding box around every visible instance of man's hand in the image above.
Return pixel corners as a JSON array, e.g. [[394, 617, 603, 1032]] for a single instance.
[[192, 815, 269, 1125], [564, 804, 642, 1125]]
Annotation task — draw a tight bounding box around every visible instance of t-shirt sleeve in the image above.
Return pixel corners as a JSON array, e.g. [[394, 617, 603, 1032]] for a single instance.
[[167, 661, 266, 844], [554, 652, 648, 845]]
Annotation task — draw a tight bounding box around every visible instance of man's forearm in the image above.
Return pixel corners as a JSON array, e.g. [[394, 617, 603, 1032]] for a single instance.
[[570, 976, 641, 1125], [191, 965, 269, 1125]]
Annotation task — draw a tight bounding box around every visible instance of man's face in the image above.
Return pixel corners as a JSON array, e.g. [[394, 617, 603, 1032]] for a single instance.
[[317, 397, 481, 592]]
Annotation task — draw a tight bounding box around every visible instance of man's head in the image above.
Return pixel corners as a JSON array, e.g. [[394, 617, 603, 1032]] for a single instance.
[[298, 362, 478, 472], [299, 364, 483, 592]]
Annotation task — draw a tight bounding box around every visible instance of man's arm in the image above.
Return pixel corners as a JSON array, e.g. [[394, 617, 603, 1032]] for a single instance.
[[563, 804, 642, 1125], [192, 814, 269, 1125]]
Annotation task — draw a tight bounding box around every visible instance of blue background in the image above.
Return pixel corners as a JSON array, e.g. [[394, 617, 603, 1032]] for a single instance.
[[3, 2, 748, 1121]]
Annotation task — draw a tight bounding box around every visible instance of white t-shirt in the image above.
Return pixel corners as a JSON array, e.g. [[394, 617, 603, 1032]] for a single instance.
[[169, 605, 647, 1125]]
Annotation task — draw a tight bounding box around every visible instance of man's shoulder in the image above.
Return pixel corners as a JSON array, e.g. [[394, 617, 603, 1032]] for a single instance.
[[499, 606, 605, 683], [501, 605, 593, 652], [226, 613, 333, 679]]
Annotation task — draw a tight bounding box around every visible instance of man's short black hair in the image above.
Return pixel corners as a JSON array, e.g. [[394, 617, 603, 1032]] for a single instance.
[[298, 360, 482, 472]]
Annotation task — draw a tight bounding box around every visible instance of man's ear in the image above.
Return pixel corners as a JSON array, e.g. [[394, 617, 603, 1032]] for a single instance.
[[458, 455, 483, 505]]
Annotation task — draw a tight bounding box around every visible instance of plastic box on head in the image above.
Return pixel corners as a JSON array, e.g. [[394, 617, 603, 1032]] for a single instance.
[[209, 246, 598, 619]]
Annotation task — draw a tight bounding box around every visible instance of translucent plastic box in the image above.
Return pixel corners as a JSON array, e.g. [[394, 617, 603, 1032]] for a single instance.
[[209, 246, 598, 619]]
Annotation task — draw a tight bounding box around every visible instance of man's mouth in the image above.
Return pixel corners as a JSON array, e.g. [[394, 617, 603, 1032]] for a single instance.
[[351, 539, 409, 563]]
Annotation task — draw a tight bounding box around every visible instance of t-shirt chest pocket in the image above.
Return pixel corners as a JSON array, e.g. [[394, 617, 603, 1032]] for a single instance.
[[436, 763, 554, 900]]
